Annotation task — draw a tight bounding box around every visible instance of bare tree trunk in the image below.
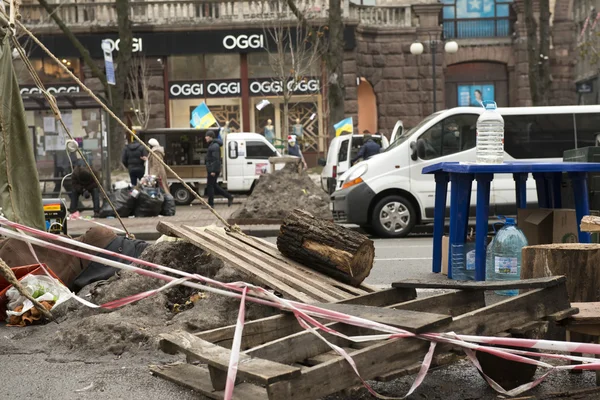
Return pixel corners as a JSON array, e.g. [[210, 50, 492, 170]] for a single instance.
[[524, 0, 551, 106], [112, 0, 133, 169], [36, 0, 107, 88], [326, 0, 345, 136]]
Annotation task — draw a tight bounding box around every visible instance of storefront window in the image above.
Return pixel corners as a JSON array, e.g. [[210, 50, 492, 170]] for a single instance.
[[168, 54, 240, 80], [168, 55, 205, 81], [205, 54, 240, 79], [14, 57, 81, 85], [248, 52, 320, 78]]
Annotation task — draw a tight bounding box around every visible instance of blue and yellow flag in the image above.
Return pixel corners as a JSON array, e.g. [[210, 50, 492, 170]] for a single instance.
[[334, 117, 353, 137], [190, 103, 218, 129]]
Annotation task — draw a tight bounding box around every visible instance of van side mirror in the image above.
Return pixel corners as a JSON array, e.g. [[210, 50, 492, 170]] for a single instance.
[[317, 158, 326, 167], [410, 141, 418, 161]]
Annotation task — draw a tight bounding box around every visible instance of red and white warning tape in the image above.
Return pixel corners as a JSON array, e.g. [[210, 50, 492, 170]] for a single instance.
[[2, 217, 600, 399]]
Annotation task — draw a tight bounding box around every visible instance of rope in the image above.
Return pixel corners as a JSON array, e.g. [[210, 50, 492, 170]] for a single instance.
[[8, 31, 133, 237], [10, 17, 238, 233]]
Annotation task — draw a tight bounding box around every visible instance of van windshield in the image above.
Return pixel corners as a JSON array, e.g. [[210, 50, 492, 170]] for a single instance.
[[385, 112, 442, 152]]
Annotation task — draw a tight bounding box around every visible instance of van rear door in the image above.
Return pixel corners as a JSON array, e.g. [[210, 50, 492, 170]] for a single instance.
[[225, 138, 245, 191], [390, 121, 404, 143]]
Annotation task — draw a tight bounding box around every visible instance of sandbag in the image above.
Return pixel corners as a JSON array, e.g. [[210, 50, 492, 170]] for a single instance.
[[99, 189, 136, 218], [134, 188, 164, 218], [71, 235, 149, 292], [161, 193, 176, 216]]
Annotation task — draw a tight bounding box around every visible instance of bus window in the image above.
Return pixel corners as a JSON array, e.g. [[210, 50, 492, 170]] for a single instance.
[[504, 114, 575, 159], [575, 113, 600, 148]]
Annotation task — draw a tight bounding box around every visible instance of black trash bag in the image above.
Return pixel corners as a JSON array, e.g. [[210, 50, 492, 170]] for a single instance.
[[71, 236, 149, 292], [99, 189, 136, 218], [161, 193, 176, 216], [134, 188, 164, 217]]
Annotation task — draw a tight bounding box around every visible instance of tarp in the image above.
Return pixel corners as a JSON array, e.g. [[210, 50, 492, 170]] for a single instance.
[[0, 25, 45, 230]]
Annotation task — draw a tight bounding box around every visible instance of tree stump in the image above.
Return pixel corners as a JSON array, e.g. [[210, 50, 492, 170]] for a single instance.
[[277, 209, 374, 286], [521, 244, 600, 302]]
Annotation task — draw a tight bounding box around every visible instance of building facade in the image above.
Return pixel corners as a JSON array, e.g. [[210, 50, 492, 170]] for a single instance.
[[17, 0, 578, 165]]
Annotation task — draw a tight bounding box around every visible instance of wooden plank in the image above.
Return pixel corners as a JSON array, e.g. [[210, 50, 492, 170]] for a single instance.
[[303, 348, 355, 367], [201, 227, 350, 301], [149, 364, 267, 400], [226, 230, 373, 296], [392, 276, 566, 290], [265, 283, 571, 400], [196, 314, 303, 350], [314, 303, 452, 334], [336, 287, 417, 306], [546, 307, 580, 322], [376, 353, 462, 382], [390, 290, 485, 317], [509, 321, 549, 335], [195, 288, 417, 349], [157, 222, 316, 303], [569, 302, 600, 324], [159, 331, 301, 385]]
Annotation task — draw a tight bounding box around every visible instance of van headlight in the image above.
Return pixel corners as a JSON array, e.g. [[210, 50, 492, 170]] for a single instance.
[[341, 164, 368, 189]]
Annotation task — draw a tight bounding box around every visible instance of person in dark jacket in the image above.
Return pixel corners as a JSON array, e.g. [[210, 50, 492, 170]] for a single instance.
[[70, 159, 101, 217], [121, 141, 148, 186], [205, 131, 233, 208], [287, 135, 307, 170], [352, 134, 381, 164]]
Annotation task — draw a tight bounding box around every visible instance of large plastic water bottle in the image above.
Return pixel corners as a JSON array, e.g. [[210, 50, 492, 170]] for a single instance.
[[476, 101, 504, 164], [451, 241, 476, 280], [485, 217, 528, 296]]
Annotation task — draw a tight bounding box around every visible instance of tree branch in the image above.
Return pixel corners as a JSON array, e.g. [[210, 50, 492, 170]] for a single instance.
[[36, 0, 108, 91]]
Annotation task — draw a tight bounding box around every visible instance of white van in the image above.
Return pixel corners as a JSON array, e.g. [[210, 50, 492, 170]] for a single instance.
[[331, 105, 600, 238], [320, 133, 392, 194], [137, 129, 280, 204]]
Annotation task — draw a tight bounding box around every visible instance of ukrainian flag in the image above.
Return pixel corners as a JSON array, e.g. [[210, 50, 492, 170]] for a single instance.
[[190, 102, 218, 129], [334, 117, 353, 137]]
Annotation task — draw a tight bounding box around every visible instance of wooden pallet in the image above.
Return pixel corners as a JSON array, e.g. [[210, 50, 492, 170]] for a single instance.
[[150, 276, 575, 400], [157, 222, 375, 304]]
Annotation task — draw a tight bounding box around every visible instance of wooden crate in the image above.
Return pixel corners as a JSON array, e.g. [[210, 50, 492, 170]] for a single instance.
[[150, 276, 575, 400]]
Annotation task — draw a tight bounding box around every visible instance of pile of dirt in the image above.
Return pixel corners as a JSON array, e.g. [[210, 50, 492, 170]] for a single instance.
[[2, 241, 278, 358], [232, 164, 331, 220]]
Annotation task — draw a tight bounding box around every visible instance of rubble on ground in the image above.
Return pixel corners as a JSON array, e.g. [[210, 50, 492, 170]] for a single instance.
[[232, 164, 331, 220], [1, 241, 278, 357]]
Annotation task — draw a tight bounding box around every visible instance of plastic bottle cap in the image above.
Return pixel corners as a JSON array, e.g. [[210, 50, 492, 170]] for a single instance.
[[505, 217, 516, 225]]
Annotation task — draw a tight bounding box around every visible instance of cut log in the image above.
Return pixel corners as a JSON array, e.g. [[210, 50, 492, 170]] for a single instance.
[[581, 215, 600, 232], [277, 209, 374, 287], [521, 244, 600, 302]]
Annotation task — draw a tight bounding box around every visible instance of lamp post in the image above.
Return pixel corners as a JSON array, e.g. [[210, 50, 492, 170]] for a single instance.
[[410, 34, 458, 112]]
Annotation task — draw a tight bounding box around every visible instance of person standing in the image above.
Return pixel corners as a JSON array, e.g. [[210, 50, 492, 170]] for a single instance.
[[287, 135, 307, 170], [121, 140, 147, 186], [205, 131, 233, 208], [147, 138, 170, 194], [70, 158, 101, 218], [352, 134, 381, 165]]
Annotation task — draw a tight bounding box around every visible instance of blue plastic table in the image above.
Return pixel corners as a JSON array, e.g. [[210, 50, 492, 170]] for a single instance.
[[422, 162, 600, 281]]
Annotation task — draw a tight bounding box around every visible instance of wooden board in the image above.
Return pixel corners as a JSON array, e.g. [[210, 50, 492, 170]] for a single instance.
[[392, 276, 566, 290], [149, 364, 267, 400], [580, 215, 600, 233], [569, 302, 600, 325], [159, 331, 301, 385], [157, 221, 373, 303], [314, 303, 452, 333]]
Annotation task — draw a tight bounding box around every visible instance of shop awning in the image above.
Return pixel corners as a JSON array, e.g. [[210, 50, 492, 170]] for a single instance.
[[22, 92, 107, 111]]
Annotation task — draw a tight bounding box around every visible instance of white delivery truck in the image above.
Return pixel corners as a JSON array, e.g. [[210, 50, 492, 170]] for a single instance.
[[331, 105, 600, 238], [319, 132, 393, 194], [137, 129, 281, 204]]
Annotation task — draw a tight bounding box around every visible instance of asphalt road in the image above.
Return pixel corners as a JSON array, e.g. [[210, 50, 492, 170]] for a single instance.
[[264, 235, 436, 288]]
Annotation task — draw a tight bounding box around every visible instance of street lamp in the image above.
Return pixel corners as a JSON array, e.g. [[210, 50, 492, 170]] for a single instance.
[[410, 34, 459, 112]]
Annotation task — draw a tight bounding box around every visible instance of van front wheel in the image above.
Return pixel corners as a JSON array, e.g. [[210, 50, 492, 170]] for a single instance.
[[171, 184, 194, 206], [371, 195, 416, 238]]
